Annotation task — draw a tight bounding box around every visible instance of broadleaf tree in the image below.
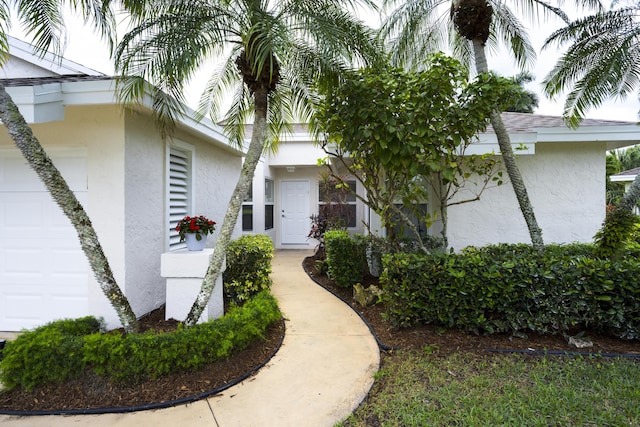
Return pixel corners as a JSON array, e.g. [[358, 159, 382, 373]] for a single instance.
[[380, 0, 601, 252], [0, 0, 139, 332], [116, 0, 382, 327], [315, 54, 520, 250]]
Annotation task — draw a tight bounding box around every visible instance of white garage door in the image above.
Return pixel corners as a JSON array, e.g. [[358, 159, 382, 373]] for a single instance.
[[0, 149, 89, 331]]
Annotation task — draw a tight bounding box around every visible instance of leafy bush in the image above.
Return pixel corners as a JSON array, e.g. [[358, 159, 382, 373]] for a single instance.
[[381, 243, 640, 339], [223, 234, 274, 303], [0, 317, 104, 390], [325, 230, 367, 288], [0, 292, 281, 390], [594, 208, 640, 258]]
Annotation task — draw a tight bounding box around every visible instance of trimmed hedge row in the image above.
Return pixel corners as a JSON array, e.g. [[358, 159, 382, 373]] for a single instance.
[[325, 230, 367, 288], [381, 244, 640, 339], [0, 291, 281, 390], [223, 234, 274, 303]]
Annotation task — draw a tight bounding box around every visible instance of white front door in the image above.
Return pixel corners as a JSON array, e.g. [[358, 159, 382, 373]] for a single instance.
[[280, 180, 310, 245], [0, 150, 89, 331]]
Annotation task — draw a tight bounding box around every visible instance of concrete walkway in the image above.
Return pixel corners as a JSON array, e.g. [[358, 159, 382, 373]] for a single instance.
[[0, 250, 380, 427]]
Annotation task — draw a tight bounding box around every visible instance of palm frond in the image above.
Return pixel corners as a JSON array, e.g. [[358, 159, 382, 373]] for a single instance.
[[542, 5, 640, 125]]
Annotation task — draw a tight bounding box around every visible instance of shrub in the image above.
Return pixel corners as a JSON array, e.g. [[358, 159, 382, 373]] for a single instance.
[[381, 243, 640, 339], [223, 234, 274, 303], [0, 292, 281, 390], [325, 230, 367, 288], [0, 317, 103, 390], [594, 208, 640, 258]]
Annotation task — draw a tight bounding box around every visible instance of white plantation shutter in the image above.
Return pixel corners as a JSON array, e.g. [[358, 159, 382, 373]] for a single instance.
[[168, 146, 192, 250]]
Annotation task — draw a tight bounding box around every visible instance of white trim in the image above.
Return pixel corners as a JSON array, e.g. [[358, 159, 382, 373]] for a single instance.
[[166, 141, 195, 251], [8, 36, 104, 76]]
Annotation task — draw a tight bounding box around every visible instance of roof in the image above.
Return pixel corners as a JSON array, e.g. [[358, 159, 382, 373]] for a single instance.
[[610, 167, 640, 182], [493, 112, 635, 134], [0, 75, 113, 87]]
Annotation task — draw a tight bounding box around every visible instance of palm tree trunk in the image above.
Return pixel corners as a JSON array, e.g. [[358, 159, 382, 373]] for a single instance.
[[184, 87, 270, 326], [472, 40, 545, 251], [0, 83, 139, 333]]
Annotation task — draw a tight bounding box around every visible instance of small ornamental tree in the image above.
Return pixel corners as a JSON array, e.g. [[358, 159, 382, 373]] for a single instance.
[[314, 53, 519, 250]]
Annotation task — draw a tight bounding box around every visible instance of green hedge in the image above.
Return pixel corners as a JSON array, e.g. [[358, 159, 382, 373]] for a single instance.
[[325, 230, 367, 288], [223, 234, 274, 303], [381, 244, 640, 339], [0, 291, 281, 390]]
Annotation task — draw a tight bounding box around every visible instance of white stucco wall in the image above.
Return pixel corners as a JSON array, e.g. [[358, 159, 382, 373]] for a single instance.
[[446, 142, 606, 250], [21, 105, 128, 329], [122, 112, 243, 321]]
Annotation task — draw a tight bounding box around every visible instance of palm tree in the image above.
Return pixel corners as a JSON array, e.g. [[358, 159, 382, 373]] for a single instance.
[[116, 0, 381, 326], [450, 0, 545, 250], [543, 1, 640, 218], [379, 0, 588, 251], [506, 71, 539, 113], [0, 1, 139, 332]]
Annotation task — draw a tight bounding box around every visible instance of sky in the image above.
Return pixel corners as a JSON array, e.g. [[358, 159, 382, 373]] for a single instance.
[[8, 4, 640, 123]]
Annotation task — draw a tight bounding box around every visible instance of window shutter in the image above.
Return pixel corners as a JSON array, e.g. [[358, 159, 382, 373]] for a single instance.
[[168, 147, 191, 249]]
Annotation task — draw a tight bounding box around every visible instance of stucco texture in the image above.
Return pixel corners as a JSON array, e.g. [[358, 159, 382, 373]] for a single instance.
[[446, 142, 606, 250]]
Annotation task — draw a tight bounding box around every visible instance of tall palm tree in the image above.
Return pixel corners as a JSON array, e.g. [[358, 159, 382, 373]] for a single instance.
[[543, 1, 640, 216], [116, 0, 381, 326], [379, 0, 594, 251], [0, 1, 139, 332], [450, 0, 544, 250]]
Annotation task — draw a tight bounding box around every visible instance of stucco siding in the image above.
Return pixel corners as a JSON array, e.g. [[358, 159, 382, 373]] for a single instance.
[[446, 142, 606, 250], [124, 112, 165, 318]]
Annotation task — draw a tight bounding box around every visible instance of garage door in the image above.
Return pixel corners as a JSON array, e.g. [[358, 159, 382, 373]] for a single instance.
[[0, 149, 89, 331]]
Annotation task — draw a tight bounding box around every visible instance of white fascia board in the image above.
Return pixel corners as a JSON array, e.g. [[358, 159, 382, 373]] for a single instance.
[[176, 107, 243, 156], [5, 83, 64, 123], [535, 125, 640, 149], [471, 132, 537, 155], [610, 174, 637, 183], [60, 79, 118, 104], [5, 77, 240, 156]]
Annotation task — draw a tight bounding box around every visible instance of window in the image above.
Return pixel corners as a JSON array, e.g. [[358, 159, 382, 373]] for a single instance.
[[318, 179, 357, 228], [390, 203, 429, 240], [265, 178, 274, 230], [242, 185, 253, 231], [167, 145, 193, 250]]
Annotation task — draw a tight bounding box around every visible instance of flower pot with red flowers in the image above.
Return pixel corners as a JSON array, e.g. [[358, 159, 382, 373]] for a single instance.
[[176, 215, 217, 251]]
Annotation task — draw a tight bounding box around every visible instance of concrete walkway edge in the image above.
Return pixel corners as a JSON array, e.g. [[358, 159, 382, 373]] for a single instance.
[[0, 250, 381, 427]]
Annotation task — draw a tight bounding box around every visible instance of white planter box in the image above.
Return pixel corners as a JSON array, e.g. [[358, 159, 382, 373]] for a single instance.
[[161, 249, 225, 323]]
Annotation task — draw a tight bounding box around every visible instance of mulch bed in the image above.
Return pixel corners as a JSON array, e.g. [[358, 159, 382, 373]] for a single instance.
[[301, 255, 640, 356], [0, 307, 284, 413], [1, 253, 639, 413]]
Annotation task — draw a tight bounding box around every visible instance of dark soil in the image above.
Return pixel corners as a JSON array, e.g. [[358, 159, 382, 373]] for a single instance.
[[2, 253, 639, 414]]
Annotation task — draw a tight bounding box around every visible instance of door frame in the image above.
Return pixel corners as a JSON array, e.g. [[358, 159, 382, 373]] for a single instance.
[[280, 179, 311, 245]]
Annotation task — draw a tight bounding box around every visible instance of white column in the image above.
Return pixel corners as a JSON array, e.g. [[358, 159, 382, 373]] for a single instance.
[[160, 249, 224, 323]]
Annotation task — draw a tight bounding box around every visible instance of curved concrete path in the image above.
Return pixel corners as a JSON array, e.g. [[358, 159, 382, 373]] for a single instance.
[[0, 250, 380, 427]]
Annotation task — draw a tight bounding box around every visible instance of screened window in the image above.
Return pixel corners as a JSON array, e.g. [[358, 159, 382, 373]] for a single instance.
[[242, 185, 253, 231], [318, 179, 357, 228], [167, 146, 193, 250], [265, 178, 274, 230]]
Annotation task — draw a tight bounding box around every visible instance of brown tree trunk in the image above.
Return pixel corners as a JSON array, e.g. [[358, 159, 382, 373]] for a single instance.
[[472, 40, 545, 251], [184, 87, 270, 326], [0, 83, 139, 333]]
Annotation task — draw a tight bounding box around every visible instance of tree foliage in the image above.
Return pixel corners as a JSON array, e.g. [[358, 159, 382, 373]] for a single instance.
[[116, 0, 381, 326], [315, 53, 520, 250], [543, 0, 640, 127]]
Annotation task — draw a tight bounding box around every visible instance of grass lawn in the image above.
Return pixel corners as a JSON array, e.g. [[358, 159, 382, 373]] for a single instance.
[[339, 350, 640, 426]]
